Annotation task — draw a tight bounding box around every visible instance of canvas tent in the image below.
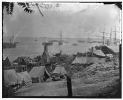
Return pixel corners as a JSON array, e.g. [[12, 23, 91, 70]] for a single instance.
[[93, 50, 106, 57], [4, 69, 22, 86], [29, 66, 50, 82], [86, 57, 99, 64], [3, 57, 11, 67], [53, 66, 67, 75], [72, 56, 104, 65], [17, 71, 32, 85], [72, 57, 87, 64]]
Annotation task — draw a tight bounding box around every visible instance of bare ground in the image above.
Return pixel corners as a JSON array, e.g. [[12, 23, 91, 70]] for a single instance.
[[15, 69, 120, 97]]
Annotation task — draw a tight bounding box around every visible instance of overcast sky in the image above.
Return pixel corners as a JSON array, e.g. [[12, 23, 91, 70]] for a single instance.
[[3, 3, 121, 39]]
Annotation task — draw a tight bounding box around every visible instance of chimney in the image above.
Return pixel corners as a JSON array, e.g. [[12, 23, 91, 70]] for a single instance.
[[44, 44, 48, 53], [43, 44, 50, 64]]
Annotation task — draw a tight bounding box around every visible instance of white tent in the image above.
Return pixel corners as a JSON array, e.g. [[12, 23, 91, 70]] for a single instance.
[[72, 57, 87, 64], [17, 71, 32, 85], [4, 69, 22, 86], [29, 66, 50, 82], [53, 66, 67, 75]]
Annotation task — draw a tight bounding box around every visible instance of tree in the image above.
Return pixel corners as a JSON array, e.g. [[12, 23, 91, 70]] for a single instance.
[[2, 2, 60, 16], [2, 2, 33, 15]]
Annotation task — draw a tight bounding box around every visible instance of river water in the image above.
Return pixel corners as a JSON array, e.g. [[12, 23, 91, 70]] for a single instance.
[[3, 37, 115, 62]]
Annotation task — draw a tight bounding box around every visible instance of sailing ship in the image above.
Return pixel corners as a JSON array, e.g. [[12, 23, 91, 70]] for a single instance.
[[3, 34, 17, 49], [107, 25, 120, 45]]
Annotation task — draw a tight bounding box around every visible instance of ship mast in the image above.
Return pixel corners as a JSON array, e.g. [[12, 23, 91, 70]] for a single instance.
[[87, 32, 90, 42], [60, 30, 62, 41], [112, 24, 119, 45], [97, 23, 107, 45], [101, 23, 105, 45], [114, 24, 117, 44], [110, 27, 112, 44]]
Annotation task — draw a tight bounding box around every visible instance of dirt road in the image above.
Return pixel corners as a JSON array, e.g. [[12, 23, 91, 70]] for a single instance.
[[15, 76, 120, 97]]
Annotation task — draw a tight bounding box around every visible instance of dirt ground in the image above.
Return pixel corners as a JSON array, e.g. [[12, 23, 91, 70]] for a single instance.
[[15, 68, 120, 97]]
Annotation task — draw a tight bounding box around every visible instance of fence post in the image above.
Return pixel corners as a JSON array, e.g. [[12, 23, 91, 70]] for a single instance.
[[66, 75, 72, 97]]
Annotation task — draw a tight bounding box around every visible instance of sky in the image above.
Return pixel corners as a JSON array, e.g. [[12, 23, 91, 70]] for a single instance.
[[3, 2, 121, 39]]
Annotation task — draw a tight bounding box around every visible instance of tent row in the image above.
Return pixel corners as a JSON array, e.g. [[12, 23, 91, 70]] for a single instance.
[[4, 65, 67, 86], [4, 70, 32, 86]]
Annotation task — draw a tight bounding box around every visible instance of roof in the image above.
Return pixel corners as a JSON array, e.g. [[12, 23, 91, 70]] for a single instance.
[[4, 69, 22, 86], [72, 57, 87, 64], [29, 66, 49, 78], [93, 50, 105, 57], [53, 66, 67, 75], [107, 45, 119, 53], [101, 45, 116, 55]]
